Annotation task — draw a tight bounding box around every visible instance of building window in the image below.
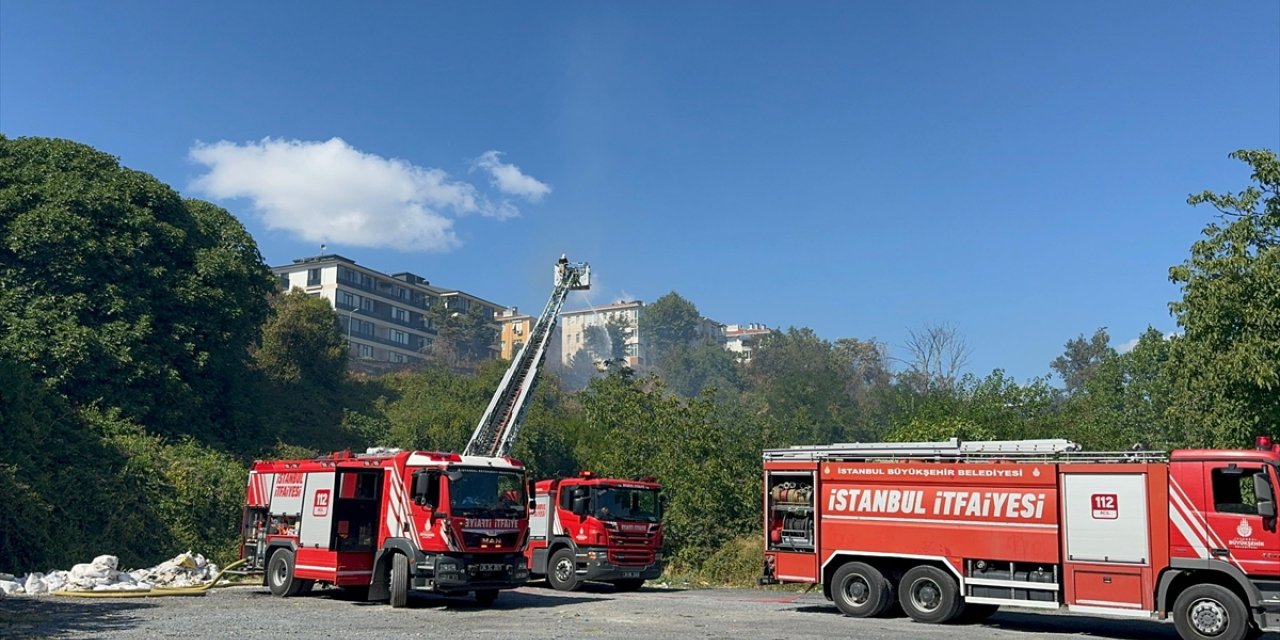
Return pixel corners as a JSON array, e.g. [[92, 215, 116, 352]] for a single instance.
[[391, 330, 409, 345], [350, 319, 373, 336], [361, 298, 375, 312], [358, 344, 373, 359], [341, 292, 356, 308], [391, 353, 407, 364], [277, 274, 290, 290], [359, 273, 374, 288], [392, 307, 409, 322], [307, 268, 321, 286]]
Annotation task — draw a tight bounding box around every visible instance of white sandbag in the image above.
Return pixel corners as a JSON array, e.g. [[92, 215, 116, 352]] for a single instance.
[[91, 555, 118, 571], [41, 571, 68, 593], [69, 563, 110, 581], [24, 573, 47, 595], [0, 580, 18, 595]]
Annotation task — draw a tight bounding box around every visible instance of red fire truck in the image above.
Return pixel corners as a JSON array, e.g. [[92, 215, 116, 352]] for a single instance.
[[760, 437, 1280, 640], [525, 472, 665, 591], [240, 448, 531, 607]]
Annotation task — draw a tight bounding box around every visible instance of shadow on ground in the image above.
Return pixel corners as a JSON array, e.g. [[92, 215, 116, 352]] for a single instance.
[[791, 603, 1199, 640], [244, 585, 606, 610], [0, 596, 154, 638]]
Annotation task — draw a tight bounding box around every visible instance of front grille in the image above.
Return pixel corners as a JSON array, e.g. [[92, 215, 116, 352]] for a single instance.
[[606, 524, 659, 566]]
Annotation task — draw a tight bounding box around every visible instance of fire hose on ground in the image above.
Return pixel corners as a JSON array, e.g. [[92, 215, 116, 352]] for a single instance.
[[52, 558, 248, 599]]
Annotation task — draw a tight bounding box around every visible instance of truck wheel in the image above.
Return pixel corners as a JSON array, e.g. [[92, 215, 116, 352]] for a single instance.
[[474, 589, 499, 607], [612, 579, 645, 592], [831, 562, 894, 617], [899, 565, 962, 624], [267, 549, 304, 597], [1173, 584, 1249, 640], [547, 549, 580, 592], [389, 553, 410, 608]]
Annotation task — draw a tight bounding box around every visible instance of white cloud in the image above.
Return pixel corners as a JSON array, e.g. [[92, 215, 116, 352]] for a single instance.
[[189, 138, 539, 252], [473, 150, 552, 202]]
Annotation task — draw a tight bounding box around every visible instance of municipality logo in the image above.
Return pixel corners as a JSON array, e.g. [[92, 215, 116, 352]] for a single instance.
[[1236, 519, 1253, 538]]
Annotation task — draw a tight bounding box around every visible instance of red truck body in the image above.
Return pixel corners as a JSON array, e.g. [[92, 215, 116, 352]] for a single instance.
[[761, 438, 1280, 640], [240, 449, 531, 607], [525, 472, 664, 591]]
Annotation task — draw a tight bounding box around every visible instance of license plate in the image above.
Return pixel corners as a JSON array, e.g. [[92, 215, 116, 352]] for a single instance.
[[621, 571, 640, 578], [471, 563, 505, 573]]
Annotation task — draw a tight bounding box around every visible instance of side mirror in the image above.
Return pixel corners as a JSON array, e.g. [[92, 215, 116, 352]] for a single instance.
[[1255, 472, 1276, 517], [528, 499, 537, 512], [572, 496, 590, 516]]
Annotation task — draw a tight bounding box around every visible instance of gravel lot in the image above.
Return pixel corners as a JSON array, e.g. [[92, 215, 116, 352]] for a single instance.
[[2, 583, 1277, 640]]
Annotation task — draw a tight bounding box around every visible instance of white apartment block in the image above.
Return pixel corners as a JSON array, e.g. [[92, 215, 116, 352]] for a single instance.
[[723, 323, 771, 363], [556, 300, 645, 368], [272, 255, 505, 367]]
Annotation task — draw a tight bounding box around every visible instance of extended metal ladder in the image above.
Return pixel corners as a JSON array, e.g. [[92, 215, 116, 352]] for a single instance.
[[764, 438, 1168, 463], [464, 256, 590, 458]]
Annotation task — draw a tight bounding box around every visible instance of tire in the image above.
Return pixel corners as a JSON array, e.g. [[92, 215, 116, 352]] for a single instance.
[[547, 548, 580, 592], [831, 562, 894, 618], [474, 589, 498, 607], [955, 603, 999, 623], [612, 579, 645, 592], [898, 565, 963, 624], [389, 553, 410, 608], [267, 549, 304, 597], [1172, 583, 1250, 640]]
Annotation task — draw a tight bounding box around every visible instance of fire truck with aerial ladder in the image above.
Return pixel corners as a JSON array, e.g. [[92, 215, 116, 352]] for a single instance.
[[461, 256, 666, 592], [760, 436, 1280, 640], [237, 256, 588, 607]]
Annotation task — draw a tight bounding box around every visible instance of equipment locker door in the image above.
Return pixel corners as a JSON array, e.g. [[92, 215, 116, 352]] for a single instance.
[[1061, 471, 1152, 611], [766, 470, 818, 582]]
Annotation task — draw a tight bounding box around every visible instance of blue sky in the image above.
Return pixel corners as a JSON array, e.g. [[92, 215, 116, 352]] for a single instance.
[[3, 2, 1278, 382]]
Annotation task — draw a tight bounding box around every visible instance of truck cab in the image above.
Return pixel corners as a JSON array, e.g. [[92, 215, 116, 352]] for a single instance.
[[242, 449, 531, 608], [526, 472, 664, 591]]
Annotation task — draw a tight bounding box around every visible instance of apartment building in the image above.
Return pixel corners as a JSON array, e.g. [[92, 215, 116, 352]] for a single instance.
[[722, 323, 771, 363], [272, 254, 505, 367], [496, 307, 533, 361], [556, 300, 644, 368]]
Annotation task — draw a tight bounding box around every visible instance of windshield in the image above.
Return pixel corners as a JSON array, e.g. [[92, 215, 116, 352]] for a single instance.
[[448, 469, 526, 518], [594, 486, 660, 522]]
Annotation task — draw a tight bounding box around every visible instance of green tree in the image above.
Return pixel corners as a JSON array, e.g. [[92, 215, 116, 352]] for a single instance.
[[639, 292, 701, 365], [0, 135, 273, 443], [748, 327, 857, 443], [660, 339, 745, 399], [833, 337, 894, 435], [1064, 328, 1173, 450], [1051, 328, 1114, 395], [253, 289, 349, 449], [1167, 149, 1280, 447], [427, 302, 498, 368]]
